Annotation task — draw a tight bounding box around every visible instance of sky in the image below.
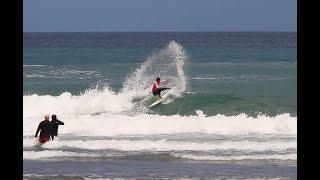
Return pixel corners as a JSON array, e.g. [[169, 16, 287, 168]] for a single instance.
[[23, 0, 296, 32]]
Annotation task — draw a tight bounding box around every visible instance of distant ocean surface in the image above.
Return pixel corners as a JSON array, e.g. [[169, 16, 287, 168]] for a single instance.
[[23, 32, 296, 179]]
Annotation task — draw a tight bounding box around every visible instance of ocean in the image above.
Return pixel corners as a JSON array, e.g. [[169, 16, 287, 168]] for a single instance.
[[23, 32, 297, 179]]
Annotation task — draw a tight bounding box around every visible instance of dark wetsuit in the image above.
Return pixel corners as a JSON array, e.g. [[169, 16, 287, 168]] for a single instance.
[[35, 120, 54, 143], [51, 119, 64, 136]]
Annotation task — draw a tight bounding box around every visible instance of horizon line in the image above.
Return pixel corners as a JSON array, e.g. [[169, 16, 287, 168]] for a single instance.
[[23, 30, 297, 33]]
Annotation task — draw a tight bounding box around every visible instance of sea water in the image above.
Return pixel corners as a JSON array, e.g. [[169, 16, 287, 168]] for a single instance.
[[23, 32, 296, 179]]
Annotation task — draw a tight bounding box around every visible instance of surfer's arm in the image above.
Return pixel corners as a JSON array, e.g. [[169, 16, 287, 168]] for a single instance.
[[57, 120, 64, 125]]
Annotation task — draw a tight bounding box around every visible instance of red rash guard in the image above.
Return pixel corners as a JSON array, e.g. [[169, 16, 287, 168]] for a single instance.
[[152, 81, 159, 93]]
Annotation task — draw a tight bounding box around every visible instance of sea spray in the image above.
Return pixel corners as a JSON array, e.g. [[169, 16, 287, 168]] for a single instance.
[[122, 41, 187, 97]]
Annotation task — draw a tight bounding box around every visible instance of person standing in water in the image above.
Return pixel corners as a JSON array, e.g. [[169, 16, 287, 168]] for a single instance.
[[51, 114, 64, 137], [35, 114, 54, 144], [152, 77, 171, 99]]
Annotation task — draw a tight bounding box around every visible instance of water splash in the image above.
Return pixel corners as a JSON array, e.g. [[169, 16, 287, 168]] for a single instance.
[[122, 41, 187, 97]]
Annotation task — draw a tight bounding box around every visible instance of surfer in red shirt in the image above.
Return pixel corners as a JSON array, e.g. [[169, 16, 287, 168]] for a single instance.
[[152, 77, 171, 99]]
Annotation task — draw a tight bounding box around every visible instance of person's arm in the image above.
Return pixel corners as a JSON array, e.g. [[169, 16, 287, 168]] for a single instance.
[[35, 123, 41, 138], [58, 120, 64, 125]]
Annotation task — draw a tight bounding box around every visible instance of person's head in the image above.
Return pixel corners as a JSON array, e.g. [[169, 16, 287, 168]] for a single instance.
[[44, 114, 50, 121], [52, 114, 57, 120], [156, 77, 160, 84]]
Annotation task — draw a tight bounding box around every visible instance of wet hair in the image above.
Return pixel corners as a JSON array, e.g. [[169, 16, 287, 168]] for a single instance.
[[156, 77, 160, 81], [52, 114, 57, 119]]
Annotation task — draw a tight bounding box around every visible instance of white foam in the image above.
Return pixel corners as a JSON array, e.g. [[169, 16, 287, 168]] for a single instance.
[[23, 150, 296, 161], [24, 74, 47, 78], [23, 150, 102, 160], [174, 153, 297, 161], [23, 138, 296, 152], [24, 113, 296, 137], [23, 87, 134, 118]]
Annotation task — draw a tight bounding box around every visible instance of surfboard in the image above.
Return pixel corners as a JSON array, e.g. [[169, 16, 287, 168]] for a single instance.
[[148, 92, 170, 107], [148, 86, 175, 108]]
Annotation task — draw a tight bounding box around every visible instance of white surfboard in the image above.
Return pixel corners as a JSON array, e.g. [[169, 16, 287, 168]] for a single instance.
[[148, 86, 175, 108], [148, 92, 170, 108]]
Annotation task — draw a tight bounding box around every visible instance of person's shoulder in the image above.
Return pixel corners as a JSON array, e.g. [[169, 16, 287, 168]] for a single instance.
[[41, 120, 50, 124]]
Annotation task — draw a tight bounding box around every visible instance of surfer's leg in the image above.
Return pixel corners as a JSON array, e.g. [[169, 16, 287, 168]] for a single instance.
[[157, 88, 170, 99], [160, 88, 170, 98], [156, 89, 162, 99], [153, 89, 161, 98], [158, 90, 162, 99]]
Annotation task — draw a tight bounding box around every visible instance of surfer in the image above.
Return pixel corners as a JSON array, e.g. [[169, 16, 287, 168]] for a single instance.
[[35, 114, 54, 144], [51, 114, 64, 137], [152, 77, 171, 99]]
